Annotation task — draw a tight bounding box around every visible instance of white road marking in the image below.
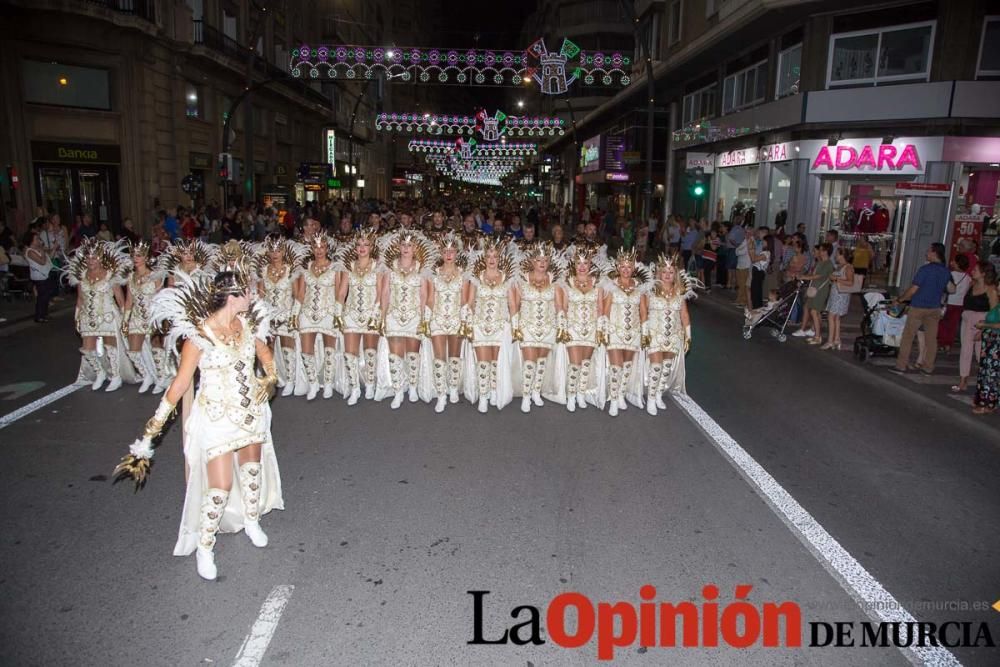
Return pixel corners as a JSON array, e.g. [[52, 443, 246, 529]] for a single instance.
[[0, 383, 82, 430], [231, 584, 294, 667], [671, 392, 961, 667]]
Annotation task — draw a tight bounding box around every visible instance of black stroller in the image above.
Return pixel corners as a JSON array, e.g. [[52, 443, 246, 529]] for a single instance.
[[853, 290, 908, 362], [742, 279, 804, 342]]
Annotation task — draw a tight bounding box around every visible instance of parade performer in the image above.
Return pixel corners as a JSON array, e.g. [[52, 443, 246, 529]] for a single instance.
[[427, 231, 467, 413], [121, 241, 166, 393], [113, 267, 282, 581], [257, 236, 303, 397], [599, 248, 652, 417], [376, 230, 438, 409], [336, 228, 382, 404], [561, 244, 605, 412], [465, 237, 517, 413], [157, 239, 216, 392], [645, 255, 695, 415], [294, 232, 339, 400], [511, 241, 564, 413], [65, 237, 134, 392]]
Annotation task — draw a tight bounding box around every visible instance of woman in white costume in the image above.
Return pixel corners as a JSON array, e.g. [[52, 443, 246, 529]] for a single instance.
[[122, 241, 166, 393], [645, 254, 695, 414], [294, 233, 339, 400], [65, 238, 132, 392], [256, 236, 302, 397], [427, 231, 468, 413], [377, 230, 437, 409], [561, 244, 604, 412], [598, 248, 652, 417], [157, 239, 216, 392], [336, 228, 381, 405], [511, 241, 564, 413], [465, 237, 517, 413], [114, 267, 282, 581]]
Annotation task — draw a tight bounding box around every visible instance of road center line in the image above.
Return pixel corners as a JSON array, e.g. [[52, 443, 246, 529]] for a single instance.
[[232, 584, 294, 667], [671, 392, 960, 667], [0, 383, 82, 431]]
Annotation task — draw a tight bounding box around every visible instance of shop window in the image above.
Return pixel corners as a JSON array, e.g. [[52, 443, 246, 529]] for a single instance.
[[185, 82, 203, 118], [22, 60, 111, 111], [827, 21, 934, 87], [977, 16, 1000, 77], [776, 44, 801, 99], [668, 0, 683, 46], [682, 83, 717, 125], [722, 60, 767, 114]]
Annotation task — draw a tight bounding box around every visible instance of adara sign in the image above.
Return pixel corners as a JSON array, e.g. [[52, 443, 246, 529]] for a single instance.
[[809, 141, 925, 175]]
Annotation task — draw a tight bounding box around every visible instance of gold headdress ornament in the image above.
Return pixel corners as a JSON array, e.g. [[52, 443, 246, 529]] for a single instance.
[[471, 236, 516, 282], [305, 231, 335, 263], [651, 252, 702, 299], [437, 230, 462, 251], [518, 240, 563, 278], [606, 246, 653, 291], [128, 240, 151, 258], [158, 238, 215, 273], [259, 235, 303, 270], [62, 237, 131, 286], [652, 252, 683, 272], [381, 229, 439, 270], [613, 246, 640, 267]]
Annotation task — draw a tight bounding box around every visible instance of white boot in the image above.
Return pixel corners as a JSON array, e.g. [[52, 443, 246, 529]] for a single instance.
[[448, 357, 461, 403], [196, 488, 229, 581], [151, 348, 168, 394], [565, 364, 579, 413], [322, 354, 336, 399], [646, 363, 661, 416], [476, 361, 490, 413], [345, 353, 361, 405], [657, 359, 671, 409], [76, 349, 97, 386], [489, 361, 499, 406], [104, 346, 122, 392], [608, 366, 621, 417], [128, 350, 153, 393], [433, 359, 448, 413], [303, 354, 319, 400], [406, 352, 420, 402], [280, 348, 296, 397], [239, 463, 268, 548], [389, 355, 405, 409], [90, 351, 107, 391], [577, 359, 591, 410], [520, 360, 535, 413], [364, 349, 377, 400], [618, 361, 632, 410], [531, 357, 546, 407]]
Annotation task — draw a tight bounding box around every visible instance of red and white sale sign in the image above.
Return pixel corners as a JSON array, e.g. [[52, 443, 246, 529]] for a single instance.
[[950, 214, 983, 258]]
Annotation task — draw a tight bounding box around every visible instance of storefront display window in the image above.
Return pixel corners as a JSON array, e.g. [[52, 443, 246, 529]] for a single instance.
[[766, 161, 793, 229], [716, 165, 759, 223]]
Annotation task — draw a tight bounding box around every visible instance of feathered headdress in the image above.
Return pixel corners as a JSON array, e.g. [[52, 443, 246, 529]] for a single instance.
[[304, 231, 335, 263], [128, 240, 151, 258], [157, 238, 216, 274], [470, 236, 516, 282], [651, 252, 702, 300], [62, 237, 131, 286], [435, 230, 468, 269], [565, 243, 605, 281], [381, 229, 439, 271], [336, 226, 380, 269], [518, 240, 566, 280], [257, 235, 304, 272], [213, 239, 265, 276], [605, 246, 653, 293]]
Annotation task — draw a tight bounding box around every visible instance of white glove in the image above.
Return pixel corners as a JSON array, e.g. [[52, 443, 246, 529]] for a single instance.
[[129, 437, 155, 460]]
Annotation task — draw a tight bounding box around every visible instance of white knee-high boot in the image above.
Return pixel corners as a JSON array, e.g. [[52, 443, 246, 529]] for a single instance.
[[476, 361, 491, 413], [239, 463, 267, 547], [608, 365, 622, 417], [577, 358, 591, 409], [127, 350, 152, 393], [565, 364, 579, 413], [619, 360, 633, 409], [280, 347, 296, 397], [364, 349, 377, 399], [406, 351, 420, 402], [302, 353, 318, 400], [104, 345, 122, 392], [433, 358, 448, 413], [345, 353, 361, 405], [646, 363, 662, 416], [322, 353, 336, 399], [389, 354, 405, 409], [520, 360, 536, 413], [448, 357, 461, 403], [531, 357, 547, 406], [196, 488, 229, 581]]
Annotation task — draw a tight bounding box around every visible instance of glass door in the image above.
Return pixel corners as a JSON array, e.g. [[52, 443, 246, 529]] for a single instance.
[[888, 198, 911, 289], [37, 166, 75, 224], [78, 169, 112, 224]]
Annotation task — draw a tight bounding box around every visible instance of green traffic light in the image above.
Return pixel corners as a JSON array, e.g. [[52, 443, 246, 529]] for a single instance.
[[693, 185, 705, 196]]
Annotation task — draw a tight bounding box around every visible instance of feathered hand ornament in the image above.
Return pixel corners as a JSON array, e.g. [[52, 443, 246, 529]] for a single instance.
[[254, 358, 278, 404], [112, 396, 176, 492]]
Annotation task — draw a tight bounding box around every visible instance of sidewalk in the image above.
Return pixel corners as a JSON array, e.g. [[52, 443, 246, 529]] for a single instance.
[[701, 284, 998, 423], [0, 294, 73, 328]]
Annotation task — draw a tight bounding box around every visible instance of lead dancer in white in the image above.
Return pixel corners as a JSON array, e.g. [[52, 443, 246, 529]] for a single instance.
[[427, 231, 468, 413], [114, 267, 283, 581], [645, 254, 695, 413]]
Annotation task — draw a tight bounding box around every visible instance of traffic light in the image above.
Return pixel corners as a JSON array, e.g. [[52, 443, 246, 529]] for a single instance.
[[218, 153, 233, 181], [686, 167, 706, 198]]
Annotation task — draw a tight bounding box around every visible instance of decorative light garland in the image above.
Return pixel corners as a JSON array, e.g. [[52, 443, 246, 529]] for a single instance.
[[289, 39, 630, 93], [672, 120, 757, 143], [407, 138, 538, 157], [375, 109, 565, 138]]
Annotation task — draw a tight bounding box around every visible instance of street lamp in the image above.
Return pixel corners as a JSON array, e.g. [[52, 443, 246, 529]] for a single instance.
[[517, 100, 524, 109]]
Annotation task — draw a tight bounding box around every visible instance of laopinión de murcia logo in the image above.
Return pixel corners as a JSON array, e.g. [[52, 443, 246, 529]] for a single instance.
[[467, 586, 996, 660]]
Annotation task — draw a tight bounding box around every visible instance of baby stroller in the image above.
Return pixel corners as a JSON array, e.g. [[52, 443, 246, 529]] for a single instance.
[[853, 290, 908, 362], [742, 279, 804, 342]]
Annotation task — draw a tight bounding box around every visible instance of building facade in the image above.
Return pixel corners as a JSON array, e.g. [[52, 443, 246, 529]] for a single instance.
[[0, 0, 397, 237], [547, 0, 1000, 288]]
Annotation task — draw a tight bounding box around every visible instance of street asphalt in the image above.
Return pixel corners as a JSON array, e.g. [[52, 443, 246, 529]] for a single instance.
[[0, 298, 996, 666]]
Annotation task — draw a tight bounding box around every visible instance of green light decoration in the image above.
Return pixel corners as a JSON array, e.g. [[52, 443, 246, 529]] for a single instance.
[[672, 120, 759, 143]]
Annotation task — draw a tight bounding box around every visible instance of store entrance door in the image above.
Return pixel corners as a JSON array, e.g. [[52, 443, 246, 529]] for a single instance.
[[887, 198, 912, 289], [35, 163, 119, 230]]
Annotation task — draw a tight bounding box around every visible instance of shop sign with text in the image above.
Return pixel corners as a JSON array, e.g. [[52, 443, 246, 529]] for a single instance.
[[809, 140, 930, 175], [716, 143, 790, 168], [686, 152, 715, 173]]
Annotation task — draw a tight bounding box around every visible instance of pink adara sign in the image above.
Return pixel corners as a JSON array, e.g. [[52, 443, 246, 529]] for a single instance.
[[810, 143, 923, 175]]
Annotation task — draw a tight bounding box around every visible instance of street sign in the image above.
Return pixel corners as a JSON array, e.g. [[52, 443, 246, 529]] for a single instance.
[[298, 162, 333, 185], [181, 173, 204, 193], [950, 214, 983, 259], [894, 182, 951, 197]]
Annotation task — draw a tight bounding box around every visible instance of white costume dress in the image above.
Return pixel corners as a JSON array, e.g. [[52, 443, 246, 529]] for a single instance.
[[428, 267, 465, 402], [124, 269, 166, 389], [647, 288, 688, 398], [561, 276, 604, 407], [376, 260, 427, 401], [516, 276, 558, 404], [464, 269, 514, 410], [260, 264, 298, 387], [296, 262, 340, 395], [169, 309, 284, 556], [340, 259, 380, 398], [601, 278, 647, 411]]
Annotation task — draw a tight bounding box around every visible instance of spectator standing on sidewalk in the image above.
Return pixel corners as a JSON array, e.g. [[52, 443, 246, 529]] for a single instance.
[[726, 218, 746, 290], [25, 231, 55, 322], [972, 291, 1000, 415], [795, 243, 834, 344], [953, 264, 999, 393], [938, 255, 971, 354], [734, 225, 752, 307], [890, 243, 952, 375], [748, 227, 771, 309], [821, 248, 855, 350]]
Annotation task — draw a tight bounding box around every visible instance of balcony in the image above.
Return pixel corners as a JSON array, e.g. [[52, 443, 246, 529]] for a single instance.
[[192, 20, 331, 109], [81, 0, 155, 21]]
